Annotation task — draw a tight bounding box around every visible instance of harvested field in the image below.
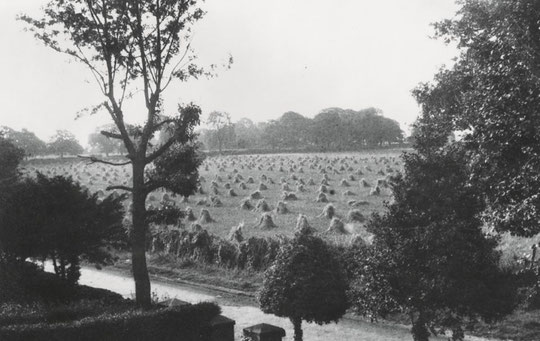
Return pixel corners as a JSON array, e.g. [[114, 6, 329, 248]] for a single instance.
[[23, 150, 406, 243]]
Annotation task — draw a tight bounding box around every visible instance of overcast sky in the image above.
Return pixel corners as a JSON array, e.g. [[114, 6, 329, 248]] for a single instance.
[[0, 0, 459, 146]]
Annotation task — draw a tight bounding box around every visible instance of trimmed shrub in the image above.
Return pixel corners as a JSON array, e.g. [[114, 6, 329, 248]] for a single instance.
[[0, 302, 221, 341]]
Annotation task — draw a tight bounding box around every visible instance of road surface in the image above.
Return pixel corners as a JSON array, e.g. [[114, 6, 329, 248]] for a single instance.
[[71, 266, 498, 341]]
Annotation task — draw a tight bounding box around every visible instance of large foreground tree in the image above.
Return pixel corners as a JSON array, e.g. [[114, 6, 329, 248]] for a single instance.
[[20, 0, 226, 306], [413, 0, 540, 238], [350, 147, 516, 341]]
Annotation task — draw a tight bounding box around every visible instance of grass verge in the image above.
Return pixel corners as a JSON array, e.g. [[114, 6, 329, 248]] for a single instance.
[[113, 252, 263, 295]]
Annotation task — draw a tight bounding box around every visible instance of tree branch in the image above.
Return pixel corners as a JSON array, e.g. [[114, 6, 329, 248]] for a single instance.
[[145, 136, 176, 164], [103, 102, 136, 155], [144, 180, 166, 195], [100, 130, 123, 140], [153, 118, 175, 132], [106, 185, 133, 192], [162, 41, 192, 90], [78, 155, 132, 166]]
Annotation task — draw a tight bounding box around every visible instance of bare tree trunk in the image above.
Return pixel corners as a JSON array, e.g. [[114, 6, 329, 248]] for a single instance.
[[59, 257, 66, 280], [131, 162, 151, 307], [52, 256, 58, 275], [411, 313, 429, 341], [291, 317, 303, 341]]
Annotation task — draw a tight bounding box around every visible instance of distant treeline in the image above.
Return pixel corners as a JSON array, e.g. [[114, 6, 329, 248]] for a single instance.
[[2, 107, 404, 158], [199, 107, 404, 152], [0, 127, 84, 158]]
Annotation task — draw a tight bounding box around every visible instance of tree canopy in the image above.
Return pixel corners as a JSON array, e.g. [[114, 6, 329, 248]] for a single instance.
[[413, 0, 540, 237], [349, 146, 516, 341], [0, 173, 125, 284], [88, 124, 126, 156], [48, 130, 84, 157], [0, 134, 24, 184], [204, 111, 234, 153], [259, 229, 348, 341], [206, 107, 404, 152], [0, 127, 47, 158]]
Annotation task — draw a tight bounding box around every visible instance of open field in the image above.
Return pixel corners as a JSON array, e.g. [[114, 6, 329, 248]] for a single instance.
[[23, 148, 540, 264], [23, 150, 540, 341], [24, 149, 406, 242]]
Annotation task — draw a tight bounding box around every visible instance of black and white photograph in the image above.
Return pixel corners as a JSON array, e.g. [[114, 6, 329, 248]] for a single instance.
[[0, 0, 538, 340]]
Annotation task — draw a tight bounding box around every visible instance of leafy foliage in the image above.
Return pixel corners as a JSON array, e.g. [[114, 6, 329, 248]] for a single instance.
[[0, 300, 220, 341], [349, 147, 517, 341], [412, 0, 540, 237], [47, 130, 84, 157], [0, 135, 24, 183], [0, 173, 125, 284], [19, 0, 218, 305], [259, 108, 403, 151], [0, 127, 47, 158], [146, 105, 204, 196], [258, 229, 348, 341], [88, 125, 126, 156], [204, 111, 234, 153]]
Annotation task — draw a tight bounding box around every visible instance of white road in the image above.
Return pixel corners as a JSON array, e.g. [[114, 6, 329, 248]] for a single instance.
[[73, 266, 499, 341]]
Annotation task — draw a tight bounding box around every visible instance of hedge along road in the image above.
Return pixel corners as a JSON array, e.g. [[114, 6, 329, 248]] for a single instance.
[[73, 266, 497, 341]]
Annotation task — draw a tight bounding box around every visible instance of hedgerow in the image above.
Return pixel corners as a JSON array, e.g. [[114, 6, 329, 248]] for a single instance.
[[150, 226, 286, 271], [0, 302, 220, 341]]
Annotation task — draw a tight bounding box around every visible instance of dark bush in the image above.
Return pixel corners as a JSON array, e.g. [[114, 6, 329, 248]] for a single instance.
[[0, 262, 125, 305], [0, 174, 126, 285], [0, 302, 220, 341]]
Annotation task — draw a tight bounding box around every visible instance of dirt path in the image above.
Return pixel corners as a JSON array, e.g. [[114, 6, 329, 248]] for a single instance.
[[75, 266, 500, 341]]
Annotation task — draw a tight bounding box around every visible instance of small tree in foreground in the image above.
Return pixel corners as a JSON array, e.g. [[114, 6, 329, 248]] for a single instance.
[[0, 173, 125, 285], [349, 147, 517, 341], [258, 229, 348, 341]]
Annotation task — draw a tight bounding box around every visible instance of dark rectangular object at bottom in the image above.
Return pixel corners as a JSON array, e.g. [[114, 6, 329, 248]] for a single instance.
[[210, 314, 235, 341], [243, 323, 286, 341]]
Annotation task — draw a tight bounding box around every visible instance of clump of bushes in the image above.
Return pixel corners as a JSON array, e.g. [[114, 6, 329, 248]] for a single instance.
[[0, 301, 220, 341], [0, 261, 125, 306]]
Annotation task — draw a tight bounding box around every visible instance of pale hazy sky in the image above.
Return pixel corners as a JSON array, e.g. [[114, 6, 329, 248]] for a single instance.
[[0, 0, 459, 146]]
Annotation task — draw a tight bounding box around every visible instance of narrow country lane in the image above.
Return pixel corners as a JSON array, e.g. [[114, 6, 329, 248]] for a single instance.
[[74, 266, 499, 341]]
